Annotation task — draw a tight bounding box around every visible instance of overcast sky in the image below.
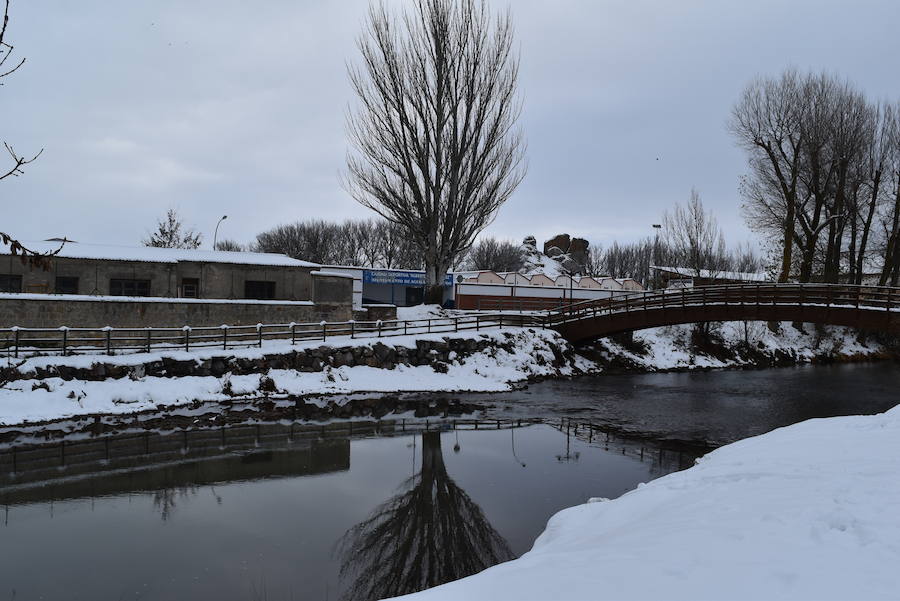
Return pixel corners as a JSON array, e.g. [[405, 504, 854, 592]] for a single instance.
[[4, 0, 900, 252]]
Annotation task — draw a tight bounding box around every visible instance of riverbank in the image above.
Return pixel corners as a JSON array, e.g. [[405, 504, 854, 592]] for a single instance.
[[395, 405, 900, 601], [0, 327, 591, 426], [583, 321, 895, 372]]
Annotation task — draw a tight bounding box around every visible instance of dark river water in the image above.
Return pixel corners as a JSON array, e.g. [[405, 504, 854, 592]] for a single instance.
[[1, 362, 897, 601]]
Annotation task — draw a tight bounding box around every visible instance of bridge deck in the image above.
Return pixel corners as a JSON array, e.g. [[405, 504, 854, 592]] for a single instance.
[[542, 284, 900, 344]]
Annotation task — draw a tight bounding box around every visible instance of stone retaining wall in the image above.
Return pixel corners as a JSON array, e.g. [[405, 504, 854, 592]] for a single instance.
[[5, 331, 576, 384]]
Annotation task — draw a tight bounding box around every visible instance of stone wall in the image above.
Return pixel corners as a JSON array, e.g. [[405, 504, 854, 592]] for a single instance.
[[0, 296, 350, 329], [355, 304, 398, 322], [5, 330, 577, 383]]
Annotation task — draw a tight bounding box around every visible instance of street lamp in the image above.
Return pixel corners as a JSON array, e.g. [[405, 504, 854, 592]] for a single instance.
[[213, 215, 228, 250], [652, 224, 662, 289]]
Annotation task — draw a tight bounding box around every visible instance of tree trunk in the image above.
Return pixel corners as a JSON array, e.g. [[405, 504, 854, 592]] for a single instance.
[[778, 195, 795, 282], [424, 258, 449, 305]]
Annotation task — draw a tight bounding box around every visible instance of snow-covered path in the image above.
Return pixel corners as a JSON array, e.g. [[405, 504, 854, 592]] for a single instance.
[[394, 405, 900, 601]]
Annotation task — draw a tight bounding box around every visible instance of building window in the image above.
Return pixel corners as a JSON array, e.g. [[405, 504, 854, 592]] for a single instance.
[[244, 280, 275, 300], [55, 276, 79, 295], [0, 274, 22, 293], [181, 278, 199, 298], [110, 278, 151, 297]]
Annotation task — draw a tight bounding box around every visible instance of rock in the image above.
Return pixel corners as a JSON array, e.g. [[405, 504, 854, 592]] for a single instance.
[[544, 234, 571, 255], [545, 245, 565, 259], [560, 257, 582, 274], [569, 237, 589, 266], [523, 235, 537, 248]]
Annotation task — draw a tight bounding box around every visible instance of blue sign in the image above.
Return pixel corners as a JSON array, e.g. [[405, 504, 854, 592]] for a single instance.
[[363, 270, 453, 286]]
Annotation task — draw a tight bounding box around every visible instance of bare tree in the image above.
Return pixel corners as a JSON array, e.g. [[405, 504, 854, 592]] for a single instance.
[[732, 69, 899, 284], [730, 69, 805, 283], [143, 209, 203, 249], [663, 189, 727, 278], [336, 431, 513, 600], [374, 219, 421, 269], [879, 103, 900, 285], [345, 0, 526, 303], [0, 0, 60, 268], [213, 239, 245, 252], [464, 237, 524, 272]]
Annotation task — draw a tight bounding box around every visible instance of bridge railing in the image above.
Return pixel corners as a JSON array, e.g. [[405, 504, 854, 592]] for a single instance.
[[543, 283, 900, 327]]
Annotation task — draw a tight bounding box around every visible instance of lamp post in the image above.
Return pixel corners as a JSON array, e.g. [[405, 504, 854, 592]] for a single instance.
[[652, 223, 662, 289], [213, 215, 228, 250]]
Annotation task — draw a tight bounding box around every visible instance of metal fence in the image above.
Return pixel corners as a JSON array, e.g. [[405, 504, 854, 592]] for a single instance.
[[0, 313, 542, 358]]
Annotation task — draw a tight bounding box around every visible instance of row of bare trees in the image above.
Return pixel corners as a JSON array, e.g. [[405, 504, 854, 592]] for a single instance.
[[730, 69, 900, 285], [253, 218, 421, 269]]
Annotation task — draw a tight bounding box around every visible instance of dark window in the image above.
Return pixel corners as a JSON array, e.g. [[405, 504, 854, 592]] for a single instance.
[[110, 278, 151, 297], [182, 278, 199, 298], [244, 280, 276, 300], [55, 276, 79, 295], [405, 287, 424, 306], [0, 274, 22, 293]]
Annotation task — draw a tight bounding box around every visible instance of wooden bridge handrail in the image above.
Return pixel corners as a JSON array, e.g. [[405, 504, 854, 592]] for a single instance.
[[545, 283, 900, 328]]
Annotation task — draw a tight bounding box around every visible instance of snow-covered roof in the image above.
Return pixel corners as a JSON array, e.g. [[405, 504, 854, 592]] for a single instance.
[[650, 265, 769, 282], [10, 241, 319, 268]]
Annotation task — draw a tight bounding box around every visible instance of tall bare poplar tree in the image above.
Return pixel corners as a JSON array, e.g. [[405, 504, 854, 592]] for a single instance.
[[345, 0, 526, 303]]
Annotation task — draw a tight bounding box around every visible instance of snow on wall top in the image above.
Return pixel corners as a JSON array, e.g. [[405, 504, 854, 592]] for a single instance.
[[10, 241, 319, 268], [651, 265, 769, 282]]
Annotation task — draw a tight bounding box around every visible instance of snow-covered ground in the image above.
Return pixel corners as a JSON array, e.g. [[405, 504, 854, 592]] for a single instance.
[[0, 328, 591, 426], [590, 321, 887, 371], [395, 405, 900, 601]]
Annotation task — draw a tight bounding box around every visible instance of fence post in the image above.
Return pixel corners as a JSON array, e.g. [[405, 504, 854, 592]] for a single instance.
[[104, 326, 112, 355], [348, 320, 354, 340], [146, 327, 153, 353], [183, 326, 191, 352], [12, 326, 19, 358], [321, 321, 327, 342], [454, 316, 458, 332], [404, 320, 408, 336], [427, 319, 431, 334], [257, 323, 263, 348], [476, 315, 480, 331], [887, 288, 892, 312], [60, 326, 68, 356], [499, 314, 503, 329], [221, 324, 229, 350], [377, 320, 382, 338]]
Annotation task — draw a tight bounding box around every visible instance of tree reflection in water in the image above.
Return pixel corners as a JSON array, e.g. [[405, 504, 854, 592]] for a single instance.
[[337, 431, 514, 600]]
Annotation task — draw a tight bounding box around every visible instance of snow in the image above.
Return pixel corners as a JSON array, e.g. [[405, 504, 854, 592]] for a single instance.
[[311, 270, 356, 279], [395, 304, 453, 321], [12, 240, 318, 267], [394, 405, 900, 601], [651, 265, 770, 282], [0, 328, 591, 426], [591, 321, 884, 370]]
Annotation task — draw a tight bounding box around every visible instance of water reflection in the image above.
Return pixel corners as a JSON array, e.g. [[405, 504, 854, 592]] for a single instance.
[[337, 430, 514, 600], [0, 415, 699, 599]]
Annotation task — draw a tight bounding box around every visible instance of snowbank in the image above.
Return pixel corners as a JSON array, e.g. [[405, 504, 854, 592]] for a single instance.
[[395, 405, 900, 601], [0, 328, 593, 426], [590, 321, 887, 371]]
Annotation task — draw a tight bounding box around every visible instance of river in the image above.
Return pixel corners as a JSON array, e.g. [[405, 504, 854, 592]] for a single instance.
[[0, 362, 896, 600]]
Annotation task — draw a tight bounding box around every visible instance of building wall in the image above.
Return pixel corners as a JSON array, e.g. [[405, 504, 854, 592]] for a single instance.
[[0, 255, 314, 301], [0, 297, 340, 329]]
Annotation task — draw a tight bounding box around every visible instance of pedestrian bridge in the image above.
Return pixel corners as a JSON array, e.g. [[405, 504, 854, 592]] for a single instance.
[[546, 283, 900, 344]]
